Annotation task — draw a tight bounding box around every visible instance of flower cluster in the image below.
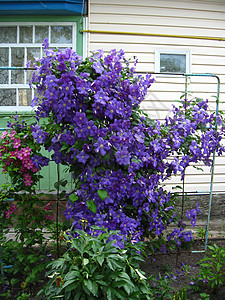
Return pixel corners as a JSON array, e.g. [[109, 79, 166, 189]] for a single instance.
[[5, 203, 17, 219], [28, 45, 225, 246], [0, 117, 49, 192], [44, 202, 54, 220]]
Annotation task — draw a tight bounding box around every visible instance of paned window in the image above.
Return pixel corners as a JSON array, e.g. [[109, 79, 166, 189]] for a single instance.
[[155, 50, 190, 74], [0, 23, 77, 110]]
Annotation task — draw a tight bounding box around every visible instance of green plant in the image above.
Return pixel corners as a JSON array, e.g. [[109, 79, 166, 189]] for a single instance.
[[16, 292, 31, 300], [38, 226, 153, 299], [174, 287, 188, 300], [194, 244, 225, 292], [150, 272, 175, 299], [198, 292, 210, 300], [196, 227, 206, 242], [0, 187, 55, 296]]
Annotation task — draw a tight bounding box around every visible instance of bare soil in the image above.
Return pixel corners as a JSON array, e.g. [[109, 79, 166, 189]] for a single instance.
[[141, 239, 225, 299]]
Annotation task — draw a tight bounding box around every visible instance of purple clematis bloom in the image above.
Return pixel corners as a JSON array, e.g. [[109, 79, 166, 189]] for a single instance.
[[94, 137, 111, 156]]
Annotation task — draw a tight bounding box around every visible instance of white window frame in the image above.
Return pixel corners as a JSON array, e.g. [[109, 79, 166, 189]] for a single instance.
[[155, 49, 191, 75], [0, 22, 77, 111]]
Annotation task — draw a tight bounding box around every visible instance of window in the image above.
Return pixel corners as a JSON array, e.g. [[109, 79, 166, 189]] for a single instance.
[[0, 22, 77, 110], [155, 50, 190, 74]]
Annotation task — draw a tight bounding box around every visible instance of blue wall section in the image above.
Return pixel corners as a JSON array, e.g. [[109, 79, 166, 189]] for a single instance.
[[0, 0, 86, 15]]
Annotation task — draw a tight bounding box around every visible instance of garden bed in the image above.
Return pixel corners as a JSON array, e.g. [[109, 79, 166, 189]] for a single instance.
[[1, 238, 225, 299]]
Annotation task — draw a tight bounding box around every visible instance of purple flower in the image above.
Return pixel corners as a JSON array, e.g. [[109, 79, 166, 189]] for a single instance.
[[94, 137, 111, 156], [42, 38, 49, 50], [76, 150, 90, 164], [73, 112, 88, 127], [31, 155, 50, 168], [92, 61, 104, 74], [31, 123, 47, 143], [115, 148, 131, 165]]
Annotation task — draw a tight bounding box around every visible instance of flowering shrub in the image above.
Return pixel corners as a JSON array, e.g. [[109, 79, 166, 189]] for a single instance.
[[20, 44, 225, 245], [0, 116, 49, 192], [0, 186, 55, 293]]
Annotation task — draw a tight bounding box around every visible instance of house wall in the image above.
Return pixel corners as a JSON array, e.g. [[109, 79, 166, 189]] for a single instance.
[[88, 0, 225, 193]]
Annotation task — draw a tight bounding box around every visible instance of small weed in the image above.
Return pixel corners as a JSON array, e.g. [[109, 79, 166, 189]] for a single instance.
[[192, 244, 225, 293], [196, 227, 206, 242], [198, 292, 210, 300]]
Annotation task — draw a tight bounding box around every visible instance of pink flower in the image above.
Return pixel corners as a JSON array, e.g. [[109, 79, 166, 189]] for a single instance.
[[1, 131, 8, 139], [44, 202, 51, 211], [23, 173, 33, 186], [10, 204, 17, 211], [24, 178, 33, 186], [9, 130, 16, 138], [22, 159, 34, 170], [9, 151, 16, 157], [5, 210, 12, 218], [31, 166, 39, 173], [45, 213, 54, 220], [5, 204, 17, 219], [13, 138, 21, 149], [5, 161, 11, 167], [17, 150, 24, 160], [21, 147, 32, 157]]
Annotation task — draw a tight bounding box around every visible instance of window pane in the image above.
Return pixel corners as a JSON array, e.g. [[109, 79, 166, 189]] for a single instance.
[[0, 89, 16, 106], [51, 26, 72, 43], [19, 89, 32, 106], [27, 47, 40, 83], [20, 26, 33, 43], [0, 48, 9, 84], [35, 26, 49, 43], [160, 54, 186, 73], [0, 26, 17, 43], [11, 48, 24, 84], [11, 48, 24, 67], [27, 47, 40, 66]]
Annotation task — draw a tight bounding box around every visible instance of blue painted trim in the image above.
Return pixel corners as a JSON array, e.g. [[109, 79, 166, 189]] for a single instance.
[[0, 0, 86, 15]]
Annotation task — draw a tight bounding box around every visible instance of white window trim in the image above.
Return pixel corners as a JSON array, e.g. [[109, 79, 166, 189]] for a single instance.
[[155, 49, 191, 75], [0, 22, 77, 111]]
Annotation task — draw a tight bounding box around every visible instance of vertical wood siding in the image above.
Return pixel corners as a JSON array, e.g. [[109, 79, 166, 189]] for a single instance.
[[89, 0, 225, 192]]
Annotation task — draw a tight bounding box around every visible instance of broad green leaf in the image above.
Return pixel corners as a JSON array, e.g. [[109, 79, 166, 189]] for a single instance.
[[69, 194, 78, 203], [97, 189, 108, 201], [97, 256, 104, 266], [84, 279, 93, 293], [83, 258, 89, 266], [87, 200, 97, 213]]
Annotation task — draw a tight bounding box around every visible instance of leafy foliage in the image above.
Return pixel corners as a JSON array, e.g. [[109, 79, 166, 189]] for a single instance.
[[0, 188, 54, 296], [38, 226, 153, 299], [194, 244, 225, 292]]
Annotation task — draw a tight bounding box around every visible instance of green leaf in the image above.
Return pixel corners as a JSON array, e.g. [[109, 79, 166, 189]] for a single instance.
[[106, 288, 112, 300], [97, 189, 108, 201], [84, 279, 93, 293], [97, 256, 104, 266], [69, 194, 78, 203], [60, 143, 69, 152], [54, 179, 68, 189], [87, 200, 97, 213], [217, 263, 221, 273], [104, 152, 111, 161], [83, 258, 89, 266], [60, 179, 68, 187]]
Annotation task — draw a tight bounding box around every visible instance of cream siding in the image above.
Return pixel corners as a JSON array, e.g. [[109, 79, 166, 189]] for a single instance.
[[88, 0, 225, 193]]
